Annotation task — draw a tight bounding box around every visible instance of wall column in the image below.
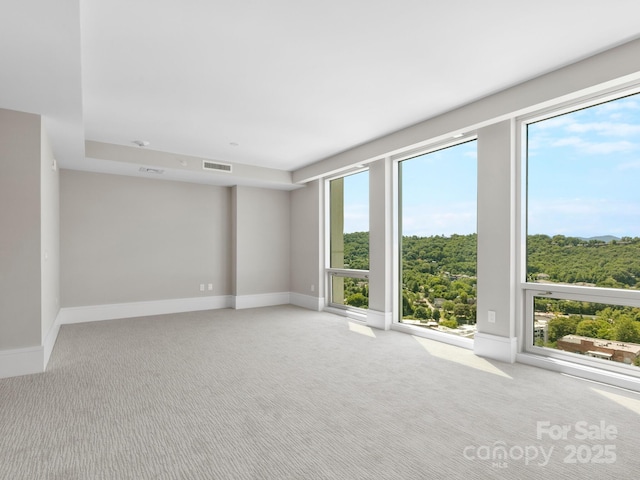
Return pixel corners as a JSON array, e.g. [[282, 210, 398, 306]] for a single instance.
[[231, 186, 291, 309], [474, 120, 518, 362], [0, 108, 60, 378], [367, 158, 393, 329], [289, 180, 325, 311]]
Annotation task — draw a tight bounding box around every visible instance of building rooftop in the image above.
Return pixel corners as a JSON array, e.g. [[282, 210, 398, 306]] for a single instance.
[[561, 335, 640, 354]]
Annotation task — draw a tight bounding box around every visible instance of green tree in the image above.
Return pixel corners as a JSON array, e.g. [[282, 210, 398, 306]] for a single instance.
[[439, 317, 458, 329], [547, 315, 580, 342], [576, 319, 614, 339], [414, 306, 432, 320], [442, 300, 455, 314], [614, 317, 640, 343], [402, 293, 414, 317], [453, 303, 469, 321], [346, 293, 367, 308], [414, 306, 428, 320]]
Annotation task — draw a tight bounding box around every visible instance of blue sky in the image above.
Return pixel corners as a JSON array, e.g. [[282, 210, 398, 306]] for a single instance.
[[342, 171, 370, 233], [400, 140, 477, 237], [342, 142, 477, 236], [342, 92, 640, 238], [528, 94, 640, 238]]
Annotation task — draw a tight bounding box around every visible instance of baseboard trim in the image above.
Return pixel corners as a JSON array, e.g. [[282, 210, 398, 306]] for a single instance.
[[0, 346, 44, 379], [1, 292, 322, 379], [391, 322, 474, 349], [474, 332, 517, 363], [324, 306, 368, 323], [233, 292, 290, 310], [366, 309, 392, 330], [289, 293, 325, 311], [43, 319, 61, 368], [58, 295, 233, 324]]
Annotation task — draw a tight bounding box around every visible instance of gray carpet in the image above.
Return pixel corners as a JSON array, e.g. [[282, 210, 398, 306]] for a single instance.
[[1, 305, 639, 479]]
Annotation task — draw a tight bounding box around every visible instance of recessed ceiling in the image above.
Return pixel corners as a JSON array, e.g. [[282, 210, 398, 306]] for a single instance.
[[80, 0, 640, 172], [4, 1, 640, 184]]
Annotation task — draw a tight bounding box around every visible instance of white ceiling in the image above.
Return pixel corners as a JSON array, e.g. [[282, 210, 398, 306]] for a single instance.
[[4, 1, 640, 185]]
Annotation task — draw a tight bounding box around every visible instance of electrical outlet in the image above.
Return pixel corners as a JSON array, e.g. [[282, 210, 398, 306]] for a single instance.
[[199, 284, 205, 292], [488, 310, 496, 323], [208, 283, 213, 291]]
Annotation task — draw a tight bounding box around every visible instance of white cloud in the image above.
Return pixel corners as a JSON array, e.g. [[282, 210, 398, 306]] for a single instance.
[[402, 202, 476, 237], [566, 121, 640, 137], [582, 140, 635, 155], [551, 136, 582, 147], [595, 98, 640, 114], [550, 136, 635, 155]]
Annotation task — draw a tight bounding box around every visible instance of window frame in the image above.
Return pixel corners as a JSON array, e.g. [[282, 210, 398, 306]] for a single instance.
[[392, 136, 478, 348], [518, 84, 640, 378], [324, 168, 370, 313]]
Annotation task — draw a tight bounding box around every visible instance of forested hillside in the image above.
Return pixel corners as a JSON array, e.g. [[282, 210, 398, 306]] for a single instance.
[[528, 234, 640, 288], [344, 232, 477, 325], [343, 232, 640, 331]]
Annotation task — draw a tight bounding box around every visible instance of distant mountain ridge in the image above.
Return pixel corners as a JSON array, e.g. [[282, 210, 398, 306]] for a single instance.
[[578, 235, 620, 243]]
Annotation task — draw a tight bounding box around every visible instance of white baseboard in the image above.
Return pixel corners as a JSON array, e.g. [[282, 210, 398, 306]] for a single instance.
[[233, 292, 290, 310], [289, 292, 325, 311], [474, 332, 517, 363], [43, 320, 61, 367], [391, 322, 474, 350], [366, 309, 392, 330], [58, 295, 233, 324], [324, 306, 368, 322], [1, 292, 319, 379], [0, 346, 44, 379]]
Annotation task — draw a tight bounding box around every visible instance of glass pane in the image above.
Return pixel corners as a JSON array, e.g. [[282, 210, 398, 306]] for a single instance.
[[399, 141, 477, 337], [331, 275, 369, 309], [533, 296, 640, 367], [527, 93, 640, 290], [330, 171, 369, 270]]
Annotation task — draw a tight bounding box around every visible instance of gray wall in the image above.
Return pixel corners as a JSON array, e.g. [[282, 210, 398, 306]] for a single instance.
[[60, 171, 232, 306], [290, 180, 323, 298], [0, 109, 42, 349], [476, 121, 516, 338], [368, 159, 393, 314], [233, 186, 290, 296]]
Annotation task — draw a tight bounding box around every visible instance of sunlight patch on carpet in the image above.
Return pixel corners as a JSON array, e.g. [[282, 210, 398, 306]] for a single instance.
[[348, 322, 376, 338], [592, 388, 640, 416], [413, 336, 512, 379]]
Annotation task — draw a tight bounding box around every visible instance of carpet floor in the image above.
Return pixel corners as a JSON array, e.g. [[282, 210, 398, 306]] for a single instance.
[[1, 305, 639, 479]]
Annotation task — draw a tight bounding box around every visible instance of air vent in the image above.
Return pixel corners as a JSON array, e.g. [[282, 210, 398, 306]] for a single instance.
[[139, 167, 164, 174], [203, 160, 232, 173]]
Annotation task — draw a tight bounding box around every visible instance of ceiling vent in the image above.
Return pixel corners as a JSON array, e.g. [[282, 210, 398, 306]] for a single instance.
[[203, 160, 232, 173], [139, 167, 164, 174]]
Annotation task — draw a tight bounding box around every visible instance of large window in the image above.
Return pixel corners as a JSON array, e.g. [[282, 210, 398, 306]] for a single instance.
[[398, 140, 477, 338], [328, 170, 369, 309], [525, 90, 640, 371]]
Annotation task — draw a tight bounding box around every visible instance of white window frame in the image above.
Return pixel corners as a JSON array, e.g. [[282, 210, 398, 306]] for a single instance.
[[517, 83, 640, 380], [391, 136, 478, 349]]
